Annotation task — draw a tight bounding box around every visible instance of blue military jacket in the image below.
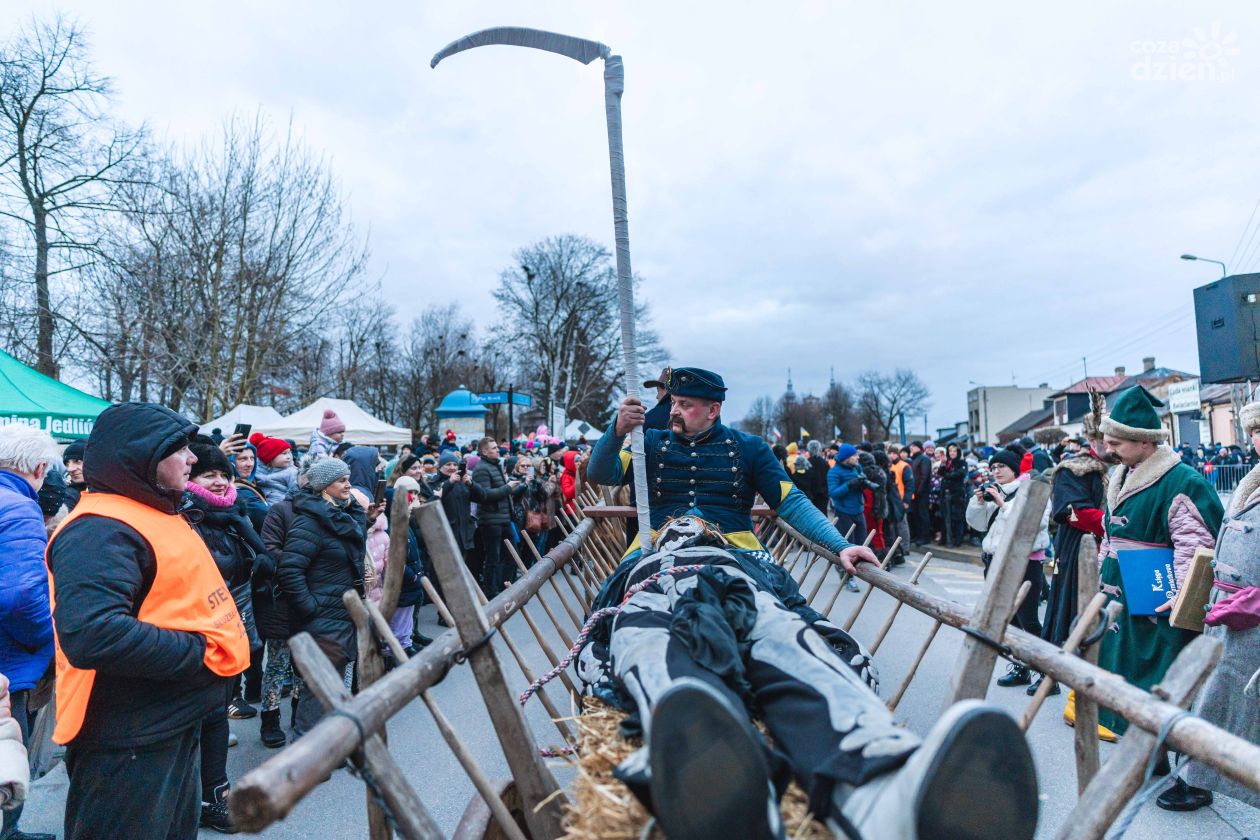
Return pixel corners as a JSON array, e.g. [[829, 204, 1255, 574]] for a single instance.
[[588, 420, 850, 554]]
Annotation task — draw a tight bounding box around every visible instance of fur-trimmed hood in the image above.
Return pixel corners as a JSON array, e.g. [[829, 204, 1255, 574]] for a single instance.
[[1054, 453, 1109, 478], [1107, 444, 1182, 512]]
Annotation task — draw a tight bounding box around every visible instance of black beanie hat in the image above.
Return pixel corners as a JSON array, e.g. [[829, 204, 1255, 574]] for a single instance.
[[189, 441, 233, 480], [990, 449, 1022, 475], [63, 438, 87, 464]]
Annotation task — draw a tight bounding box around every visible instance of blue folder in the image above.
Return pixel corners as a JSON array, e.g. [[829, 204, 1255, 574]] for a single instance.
[[1115, 547, 1177, 616]]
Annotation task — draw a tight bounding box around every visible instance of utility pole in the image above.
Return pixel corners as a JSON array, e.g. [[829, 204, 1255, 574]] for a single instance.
[[508, 383, 515, 443]]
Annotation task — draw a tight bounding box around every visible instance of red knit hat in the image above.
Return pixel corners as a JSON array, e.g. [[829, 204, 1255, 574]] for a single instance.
[[250, 432, 291, 466], [444, 429, 456, 441], [320, 409, 346, 436]]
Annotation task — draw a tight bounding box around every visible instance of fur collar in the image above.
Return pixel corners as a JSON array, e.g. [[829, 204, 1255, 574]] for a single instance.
[[1054, 454, 1109, 478], [1107, 444, 1182, 512], [1230, 463, 1260, 517]]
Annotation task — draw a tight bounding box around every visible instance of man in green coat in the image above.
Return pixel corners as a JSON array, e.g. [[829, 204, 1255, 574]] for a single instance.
[[1097, 385, 1223, 736]]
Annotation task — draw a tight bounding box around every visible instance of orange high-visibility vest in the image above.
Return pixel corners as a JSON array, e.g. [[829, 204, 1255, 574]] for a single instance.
[[46, 491, 250, 744], [889, 460, 909, 499]]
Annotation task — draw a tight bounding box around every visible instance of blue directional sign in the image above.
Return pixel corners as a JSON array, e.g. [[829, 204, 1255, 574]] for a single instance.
[[475, 391, 533, 407]]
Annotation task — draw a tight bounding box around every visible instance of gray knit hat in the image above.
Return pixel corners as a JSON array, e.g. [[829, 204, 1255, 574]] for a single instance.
[[306, 456, 350, 493]]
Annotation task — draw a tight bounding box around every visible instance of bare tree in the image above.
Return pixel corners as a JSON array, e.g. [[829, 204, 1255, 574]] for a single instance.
[[494, 234, 664, 426], [821, 381, 861, 442], [81, 114, 368, 420], [0, 16, 147, 376], [855, 368, 931, 441], [738, 395, 776, 439]]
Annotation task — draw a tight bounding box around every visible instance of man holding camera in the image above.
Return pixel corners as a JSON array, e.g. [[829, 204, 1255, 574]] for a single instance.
[[965, 448, 1051, 688]]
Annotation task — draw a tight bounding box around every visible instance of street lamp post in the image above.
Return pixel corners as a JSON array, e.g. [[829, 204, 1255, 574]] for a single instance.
[[1180, 253, 1228, 277]]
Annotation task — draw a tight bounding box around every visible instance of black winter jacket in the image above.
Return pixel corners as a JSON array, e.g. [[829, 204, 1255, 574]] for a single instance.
[[433, 474, 478, 551], [471, 456, 524, 526], [911, 453, 932, 501], [47, 401, 226, 748], [276, 488, 367, 658], [190, 495, 270, 592], [257, 495, 297, 640]]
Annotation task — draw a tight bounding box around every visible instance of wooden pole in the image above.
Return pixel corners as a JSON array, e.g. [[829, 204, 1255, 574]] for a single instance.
[[1020, 593, 1112, 730], [522, 536, 584, 629], [869, 552, 933, 654], [232, 518, 596, 833], [379, 495, 412, 621], [944, 476, 1052, 709], [285, 632, 443, 840], [841, 542, 896, 631], [503, 540, 574, 648], [415, 502, 568, 839], [345, 591, 391, 840], [363, 600, 530, 840], [1073, 535, 1103, 793], [1054, 635, 1223, 840]]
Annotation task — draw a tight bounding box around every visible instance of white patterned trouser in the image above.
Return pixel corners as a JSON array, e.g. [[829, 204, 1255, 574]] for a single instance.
[[609, 562, 920, 808]]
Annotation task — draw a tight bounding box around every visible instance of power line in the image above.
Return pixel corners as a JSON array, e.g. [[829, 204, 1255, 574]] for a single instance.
[[1023, 306, 1189, 385], [1228, 198, 1260, 270]]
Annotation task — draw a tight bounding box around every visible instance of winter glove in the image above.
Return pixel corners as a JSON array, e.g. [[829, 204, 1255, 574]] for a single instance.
[[1068, 506, 1105, 538]]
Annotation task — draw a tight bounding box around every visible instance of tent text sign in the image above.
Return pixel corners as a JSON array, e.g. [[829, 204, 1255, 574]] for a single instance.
[[1, 414, 96, 438]]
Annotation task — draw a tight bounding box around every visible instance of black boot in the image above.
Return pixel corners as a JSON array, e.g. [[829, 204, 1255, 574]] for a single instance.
[[647, 679, 783, 840], [260, 709, 286, 748], [1026, 674, 1060, 696], [997, 664, 1031, 687], [1156, 778, 1213, 811], [200, 782, 238, 833]]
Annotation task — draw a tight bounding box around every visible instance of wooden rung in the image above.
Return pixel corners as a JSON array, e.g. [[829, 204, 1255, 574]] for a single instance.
[[869, 552, 934, 654], [415, 503, 568, 839], [1053, 635, 1223, 840], [287, 632, 444, 840]]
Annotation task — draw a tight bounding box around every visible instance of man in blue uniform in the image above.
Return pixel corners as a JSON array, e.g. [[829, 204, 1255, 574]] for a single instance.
[[580, 369, 1037, 840], [587, 367, 876, 572]]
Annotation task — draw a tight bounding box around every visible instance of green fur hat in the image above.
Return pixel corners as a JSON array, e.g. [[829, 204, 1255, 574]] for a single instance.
[[1100, 385, 1169, 442]]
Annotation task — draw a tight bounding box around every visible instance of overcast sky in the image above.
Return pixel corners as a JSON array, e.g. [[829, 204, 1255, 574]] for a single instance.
[[10, 1, 1260, 433]]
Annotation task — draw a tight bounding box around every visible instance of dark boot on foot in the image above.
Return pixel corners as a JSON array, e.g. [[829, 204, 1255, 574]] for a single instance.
[[1026, 674, 1060, 696], [1156, 777, 1213, 811], [997, 664, 1031, 687], [260, 709, 286, 748], [646, 679, 783, 840], [200, 782, 238, 833]]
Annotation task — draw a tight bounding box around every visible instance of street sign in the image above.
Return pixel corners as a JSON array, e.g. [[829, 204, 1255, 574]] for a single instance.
[[1167, 379, 1201, 414], [474, 391, 533, 407]]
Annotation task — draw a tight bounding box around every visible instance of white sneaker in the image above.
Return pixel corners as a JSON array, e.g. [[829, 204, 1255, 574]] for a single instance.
[[829, 700, 1038, 840]]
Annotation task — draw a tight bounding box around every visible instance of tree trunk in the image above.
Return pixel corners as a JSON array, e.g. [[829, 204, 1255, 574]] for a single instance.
[[33, 209, 56, 378]]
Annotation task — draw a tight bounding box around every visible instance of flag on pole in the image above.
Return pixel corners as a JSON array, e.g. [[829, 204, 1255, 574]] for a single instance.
[[833, 425, 841, 438], [861, 423, 868, 439], [771, 426, 782, 441], [800, 427, 809, 439]]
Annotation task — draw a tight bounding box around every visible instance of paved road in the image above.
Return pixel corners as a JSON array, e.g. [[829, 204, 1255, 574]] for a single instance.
[[19, 550, 1260, 838]]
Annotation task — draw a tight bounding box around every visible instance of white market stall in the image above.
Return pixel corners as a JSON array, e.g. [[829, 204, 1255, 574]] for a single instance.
[[564, 418, 604, 441], [198, 404, 286, 435], [257, 398, 412, 447]]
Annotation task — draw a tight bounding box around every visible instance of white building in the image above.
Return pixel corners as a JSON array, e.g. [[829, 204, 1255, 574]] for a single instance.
[[967, 384, 1059, 446]]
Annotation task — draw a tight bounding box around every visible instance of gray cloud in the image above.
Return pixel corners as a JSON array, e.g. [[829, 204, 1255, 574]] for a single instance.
[[7, 1, 1257, 431]]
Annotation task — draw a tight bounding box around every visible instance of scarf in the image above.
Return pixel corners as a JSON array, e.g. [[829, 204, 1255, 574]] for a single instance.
[[185, 480, 237, 509]]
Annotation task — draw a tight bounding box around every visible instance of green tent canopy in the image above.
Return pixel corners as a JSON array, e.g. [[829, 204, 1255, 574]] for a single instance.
[[0, 348, 111, 442]]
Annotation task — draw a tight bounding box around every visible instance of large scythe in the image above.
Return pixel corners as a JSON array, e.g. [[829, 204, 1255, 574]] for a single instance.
[[432, 26, 654, 551]]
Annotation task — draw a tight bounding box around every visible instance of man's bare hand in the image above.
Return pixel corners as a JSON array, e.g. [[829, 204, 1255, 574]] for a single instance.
[[838, 545, 878, 575], [614, 396, 647, 436], [219, 434, 247, 457]]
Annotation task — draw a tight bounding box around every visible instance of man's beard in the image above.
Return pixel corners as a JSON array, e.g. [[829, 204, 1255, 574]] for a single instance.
[[669, 417, 688, 434]]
